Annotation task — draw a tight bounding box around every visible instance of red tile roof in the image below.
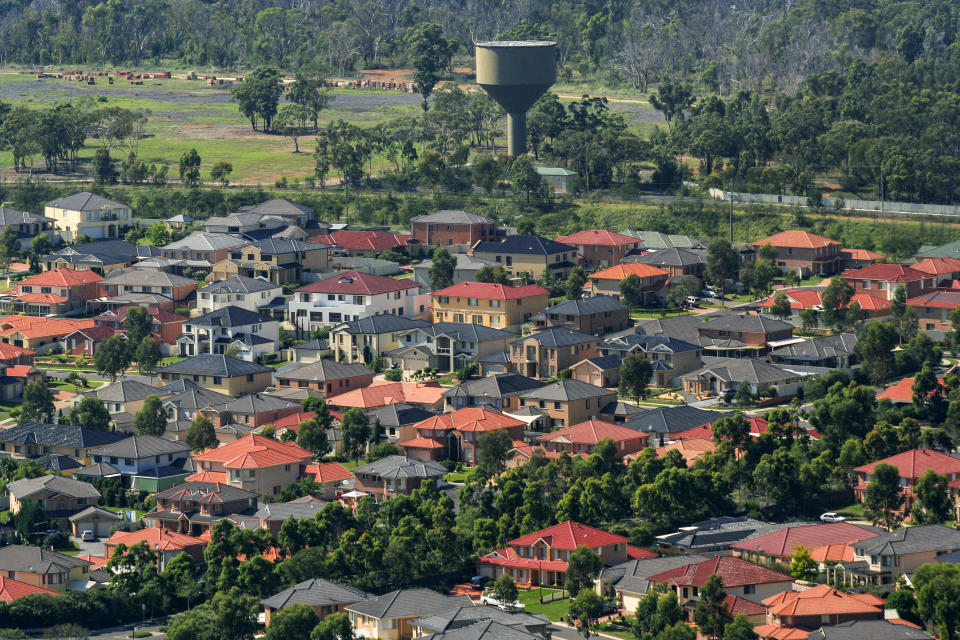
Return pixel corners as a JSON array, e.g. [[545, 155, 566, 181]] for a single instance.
[[5, 365, 37, 378], [627, 546, 658, 559], [753, 624, 811, 639], [673, 416, 770, 441], [77, 553, 110, 570], [64, 326, 120, 342], [432, 281, 549, 300], [326, 380, 445, 409], [554, 230, 638, 247], [92, 305, 188, 325], [9, 293, 67, 304], [401, 437, 446, 450], [647, 555, 793, 588], [0, 576, 58, 601], [763, 584, 883, 617], [304, 462, 354, 484], [842, 263, 929, 282], [0, 316, 96, 339], [809, 543, 854, 563], [841, 248, 885, 261], [0, 343, 34, 359], [731, 522, 878, 557], [876, 377, 945, 403], [507, 520, 628, 550], [906, 289, 960, 309], [537, 420, 647, 445], [193, 434, 313, 469], [724, 594, 767, 617], [413, 407, 524, 434], [855, 448, 960, 479], [754, 231, 841, 249], [106, 527, 206, 552], [852, 293, 892, 312], [588, 263, 670, 281], [18, 267, 103, 287], [184, 470, 227, 483], [912, 257, 960, 275], [272, 411, 317, 432], [479, 546, 569, 572], [759, 288, 890, 313], [296, 271, 418, 295], [656, 438, 717, 463], [312, 229, 414, 251]]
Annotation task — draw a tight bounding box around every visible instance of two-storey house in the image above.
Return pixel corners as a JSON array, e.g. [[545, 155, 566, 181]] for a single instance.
[[0, 421, 126, 465], [509, 327, 600, 379], [410, 210, 497, 247], [103, 528, 206, 571], [208, 238, 330, 285], [330, 316, 430, 364], [412, 254, 498, 289], [312, 230, 419, 257], [586, 263, 669, 303], [442, 373, 545, 412], [44, 192, 133, 242], [291, 272, 420, 330], [195, 276, 282, 315], [346, 589, 473, 640], [7, 475, 100, 523], [628, 248, 708, 284], [907, 289, 960, 337], [600, 334, 702, 388], [842, 265, 933, 300], [273, 360, 374, 397], [204, 393, 303, 429], [262, 579, 372, 628], [42, 239, 156, 276], [88, 436, 193, 492], [0, 206, 55, 252], [853, 448, 960, 516], [752, 230, 843, 276], [693, 314, 794, 357], [177, 306, 279, 360], [386, 322, 517, 373], [400, 407, 525, 464], [203, 212, 287, 236], [92, 305, 188, 354], [512, 379, 617, 429], [0, 546, 92, 593], [533, 296, 629, 336], [98, 269, 197, 305], [535, 420, 647, 458], [830, 524, 960, 586], [0, 268, 103, 316], [160, 232, 247, 266], [76, 379, 170, 432], [351, 456, 447, 499], [432, 282, 548, 333], [470, 235, 577, 280], [647, 555, 794, 605], [553, 230, 641, 268], [192, 434, 312, 498], [145, 480, 260, 536], [157, 354, 274, 396]]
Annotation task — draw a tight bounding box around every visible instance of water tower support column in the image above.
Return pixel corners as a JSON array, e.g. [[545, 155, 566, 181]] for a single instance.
[[507, 113, 526, 157]]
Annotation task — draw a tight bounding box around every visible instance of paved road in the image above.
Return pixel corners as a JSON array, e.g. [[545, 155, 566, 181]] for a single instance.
[[88, 622, 166, 639]]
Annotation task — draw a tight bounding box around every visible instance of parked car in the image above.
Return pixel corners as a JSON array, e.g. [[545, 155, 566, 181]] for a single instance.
[[685, 296, 700, 306], [81, 530, 97, 542], [479, 593, 525, 611], [470, 575, 490, 589], [820, 512, 846, 523]]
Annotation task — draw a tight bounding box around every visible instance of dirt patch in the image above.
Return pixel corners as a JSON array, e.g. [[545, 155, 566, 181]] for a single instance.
[[359, 68, 415, 82], [181, 124, 215, 129]]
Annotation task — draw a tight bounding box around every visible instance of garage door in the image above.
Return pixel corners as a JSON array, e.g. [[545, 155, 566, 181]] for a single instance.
[[96, 521, 115, 537]]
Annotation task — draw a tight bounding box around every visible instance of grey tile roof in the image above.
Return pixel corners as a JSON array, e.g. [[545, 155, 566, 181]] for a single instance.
[[415, 606, 549, 635], [807, 620, 932, 640], [419, 322, 518, 342], [636, 312, 792, 348], [542, 295, 628, 316], [293, 339, 328, 352], [89, 435, 190, 459], [334, 315, 431, 335], [442, 373, 545, 400], [240, 198, 314, 217], [191, 306, 273, 328], [599, 401, 646, 417], [366, 403, 437, 427], [623, 406, 725, 434], [411, 210, 494, 224], [261, 578, 372, 611], [46, 192, 127, 211], [202, 276, 278, 294], [417, 254, 497, 273], [703, 313, 793, 333], [44, 239, 150, 265], [630, 248, 707, 267], [156, 379, 200, 394], [347, 589, 473, 619], [770, 333, 858, 360], [102, 268, 196, 287], [0, 422, 127, 449], [578, 355, 622, 371], [67, 505, 122, 523], [681, 358, 800, 385], [7, 474, 101, 500], [163, 232, 247, 252], [73, 462, 122, 478], [0, 545, 92, 573], [855, 524, 960, 556], [218, 392, 301, 415], [163, 387, 233, 411], [87, 379, 162, 403], [513, 326, 598, 347], [38, 454, 83, 472], [656, 516, 804, 551], [620, 230, 704, 250], [153, 480, 260, 503], [421, 620, 544, 640], [254, 499, 327, 522], [352, 456, 447, 479], [473, 235, 574, 256], [0, 206, 50, 226], [601, 554, 709, 595], [250, 238, 326, 254], [274, 360, 373, 382], [158, 354, 271, 377], [515, 379, 613, 402], [603, 334, 701, 354]]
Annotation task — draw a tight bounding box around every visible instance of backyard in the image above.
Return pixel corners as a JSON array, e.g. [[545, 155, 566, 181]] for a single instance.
[[516, 588, 570, 621]]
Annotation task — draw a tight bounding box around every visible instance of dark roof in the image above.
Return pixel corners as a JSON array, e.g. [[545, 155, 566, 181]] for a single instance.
[[46, 192, 126, 211], [599, 401, 646, 417], [681, 358, 800, 385], [0, 422, 127, 449], [163, 387, 233, 410], [577, 355, 622, 371], [153, 480, 260, 503], [418, 323, 517, 342], [411, 210, 494, 224], [0, 206, 49, 225], [807, 620, 932, 640], [630, 248, 707, 267], [347, 589, 473, 619], [770, 334, 858, 360], [442, 373, 545, 400], [38, 454, 83, 472], [366, 403, 437, 428], [0, 546, 92, 573], [601, 555, 709, 595], [67, 506, 122, 523], [701, 313, 793, 333], [273, 360, 373, 382], [43, 239, 148, 265], [543, 295, 628, 316], [854, 524, 960, 556], [254, 500, 327, 522], [294, 339, 328, 352], [158, 354, 271, 377], [624, 406, 726, 434], [218, 393, 301, 415], [7, 474, 100, 500], [415, 606, 549, 635], [352, 456, 447, 479], [202, 276, 278, 294], [261, 578, 372, 611], [334, 315, 431, 335], [73, 462, 122, 478], [240, 198, 314, 217], [89, 435, 190, 459], [101, 268, 195, 287], [87, 379, 160, 403], [635, 312, 792, 348], [191, 306, 273, 328], [473, 235, 575, 256], [514, 326, 598, 347], [249, 238, 326, 254], [516, 379, 613, 402], [657, 517, 802, 551], [603, 334, 701, 354], [420, 620, 544, 640]]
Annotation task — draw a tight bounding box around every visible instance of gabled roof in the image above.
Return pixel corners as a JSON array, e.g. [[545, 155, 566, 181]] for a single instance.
[[347, 589, 473, 619], [854, 524, 960, 556], [681, 357, 800, 385], [352, 455, 447, 479], [573, 355, 623, 371], [515, 379, 613, 402], [193, 434, 312, 469], [304, 462, 355, 484], [201, 275, 278, 294], [769, 334, 857, 360], [163, 232, 247, 252], [601, 555, 709, 595], [412, 407, 524, 434], [473, 235, 575, 256], [631, 248, 707, 268], [442, 373, 545, 400], [0, 206, 49, 226], [840, 248, 885, 261], [38, 453, 83, 472], [763, 584, 883, 617], [334, 315, 430, 335], [312, 230, 413, 251], [365, 403, 437, 428], [554, 230, 638, 247], [191, 306, 273, 328], [0, 343, 34, 360], [240, 198, 313, 217], [218, 392, 301, 415], [158, 354, 272, 377], [906, 289, 960, 309], [603, 333, 701, 354], [0, 421, 127, 449], [0, 575, 57, 601], [514, 326, 598, 347], [753, 230, 841, 249], [0, 545, 92, 573], [543, 296, 628, 316], [647, 555, 792, 588], [326, 380, 444, 409], [101, 268, 195, 287], [153, 480, 259, 503], [248, 237, 326, 254], [432, 282, 549, 300], [87, 379, 162, 403], [624, 406, 725, 434], [414, 605, 549, 635], [415, 322, 517, 342], [588, 263, 669, 280], [910, 256, 960, 275], [297, 271, 418, 295], [508, 521, 628, 550], [411, 210, 494, 224], [7, 474, 100, 501], [419, 619, 543, 640], [106, 527, 205, 552], [46, 192, 127, 211], [163, 387, 233, 411], [730, 522, 878, 557], [621, 230, 704, 250], [806, 620, 932, 640], [92, 305, 188, 326], [842, 264, 928, 282], [854, 448, 960, 479], [17, 267, 103, 288], [68, 506, 122, 523], [274, 359, 373, 382], [261, 578, 372, 611], [537, 420, 645, 445], [89, 435, 190, 460], [876, 376, 946, 403]]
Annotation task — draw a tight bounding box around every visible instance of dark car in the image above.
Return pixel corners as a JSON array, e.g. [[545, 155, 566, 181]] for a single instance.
[[470, 575, 491, 589]]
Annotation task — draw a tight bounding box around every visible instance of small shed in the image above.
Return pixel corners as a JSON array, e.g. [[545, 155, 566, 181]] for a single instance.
[[536, 167, 577, 194], [69, 506, 122, 538]]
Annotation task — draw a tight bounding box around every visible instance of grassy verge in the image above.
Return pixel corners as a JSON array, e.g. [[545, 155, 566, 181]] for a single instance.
[[594, 618, 635, 640], [444, 471, 469, 483], [629, 309, 693, 319], [159, 356, 187, 366], [516, 588, 570, 621], [834, 502, 867, 520]]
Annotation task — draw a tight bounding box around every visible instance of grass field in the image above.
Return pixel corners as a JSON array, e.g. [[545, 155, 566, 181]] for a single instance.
[[517, 588, 570, 621]]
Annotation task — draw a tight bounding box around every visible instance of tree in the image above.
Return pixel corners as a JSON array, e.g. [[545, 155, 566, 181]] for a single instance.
[[254, 7, 304, 69], [820, 277, 854, 331], [210, 161, 233, 187], [475, 265, 511, 285], [565, 545, 602, 596], [885, 588, 921, 627], [568, 588, 604, 635], [476, 429, 512, 479], [134, 395, 168, 437], [164, 551, 202, 609], [289, 73, 332, 133], [912, 469, 952, 524], [734, 383, 755, 408], [186, 414, 217, 452], [179, 149, 202, 187], [311, 613, 353, 640], [492, 574, 519, 607], [135, 337, 161, 376], [913, 563, 960, 640], [91, 149, 117, 184], [231, 67, 283, 132], [799, 307, 819, 332], [863, 462, 904, 529], [705, 239, 740, 305], [619, 353, 653, 403], [620, 275, 644, 308], [30, 234, 51, 260], [297, 416, 331, 459], [722, 616, 758, 640], [340, 408, 370, 462], [789, 545, 819, 581], [693, 574, 732, 640], [855, 321, 898, 385], [769, 293, 792, 321], [566, 267, 587, 300], [20, 379, 55, 424], [93, 335, 130, 380], [516, 219, 536, 235], [891, 284, 907, 341], [429, 247, 456, 291], [278, 103, 312, 153], [650, 81, 694, 126], [69, 396, 111, 432], [212, 587, 259, 640], [510, 155, 547, 201], [0, 228, 19, 269], [264, 603, 319, 640], [407, 23, 451, 111]]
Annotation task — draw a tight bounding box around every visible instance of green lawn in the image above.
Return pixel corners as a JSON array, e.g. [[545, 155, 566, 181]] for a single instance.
[[101, 505, 145, 522], [834, 502, 867, 520], [48, 379, 106, 393], [799, 275, 825, 287], [265, 360, 292, 370], [593, 622, 635, 640], [444, 471, 469, 483], [159, 356, 187, 366], [629, 309, 693, 319], [516, 588, 570, 621]]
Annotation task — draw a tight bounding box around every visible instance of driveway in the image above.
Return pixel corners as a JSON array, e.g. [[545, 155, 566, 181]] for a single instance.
[[71, 535, 105, 558]]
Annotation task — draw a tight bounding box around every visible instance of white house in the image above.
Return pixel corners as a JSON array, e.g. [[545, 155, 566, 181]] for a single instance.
[[178, 306, 279, 361], [87, 435, 192, 491], [290, 271, 420, 331], [195, 276, 283, 315]]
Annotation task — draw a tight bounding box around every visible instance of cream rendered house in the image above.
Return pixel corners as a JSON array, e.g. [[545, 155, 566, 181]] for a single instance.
[[44, 192, 133, 242]]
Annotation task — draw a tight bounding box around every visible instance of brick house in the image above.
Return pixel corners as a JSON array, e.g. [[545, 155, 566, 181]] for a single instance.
[[628, 248, 707, 282], [512, 379, 617, 429], [695, 314, 794, 357], [352, 455, 447, 498], [192, 434, 313, 498], [570, 355, 622, 388], [273, 360, 375, 397], [830, 524, 960, 586], [756, 585, 885, 637], [553, 229, 642, 268], [842, 264, 934, 300], [93, 305, 188, 352], [647, 555, 794, 605], [1, 268, 103, 315], [261, 579, 372, 628], [839, 248, 885, 270], [853, 448, 960, 516], [291, 271, 420, 330], [410, 210, 497, 247], [145, 480, 260, 535], [161, 232, 247, 265], [910, 256, 960, 286], [432, 282, 548, 333], [98, 269, 197, 305], [312, 230, 420, 257], [600, 334, 703, 388], [325, 380, 445, 412], [532, 296, 630, 336], [7, 475, 100, 521], [536, 420, 648, 458], [586, 263, 669, 303], [752, 230, 843, 276], [906, 289, 960, 336], [208, 238, 330, 285], [156, 354, 274, 396], [731, 523, 879, 564], [399, 407, 526, 465], [509, 326, 600, 379], [470, 235, 577, 280], [103, 527, 207, 571]]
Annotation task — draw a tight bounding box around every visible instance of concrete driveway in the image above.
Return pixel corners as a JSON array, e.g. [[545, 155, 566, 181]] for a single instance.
[[71, 535, 105, 558]]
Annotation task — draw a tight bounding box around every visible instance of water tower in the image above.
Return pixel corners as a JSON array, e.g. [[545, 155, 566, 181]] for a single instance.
[[475, 40, 557, 156]]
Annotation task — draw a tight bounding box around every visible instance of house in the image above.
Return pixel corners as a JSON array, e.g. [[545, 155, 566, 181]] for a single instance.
[[291, 271, 421, 331], [512, 379, 617, 429], [88, 436, 193, 492], [509, 327, 600, 380], [0, 575, 57, 602], [237, 198, 314, 227], [366, 403, 437, 445], [627, 248, 707, 282], [536, 167, 577, 193], [536, 420, 647, 458], [326, 380, 445, 412], [274, 360, 374, 398], [400, 407, 526, 464], [192, 434, 312, 497], [598, 555, 710, 611], [0, 546, 92, 593], [752, 230, 843, 276], [42, 239, 156, 276], [238, 497, 329, 535], [0, 268, 103, 315], [585, 263, 670, 303], [352, 456, 447, 499], [102, 527, 207, 571], [68, 506, 123, 538], [624, 406, 725, 438], [386, 323, 517, 373], [569, 356, 622, 388], [632, 312, 794, 358], [160, 232, 247, 266], [145, 480, 260, 535], [906, 289, 960, 337], [195, 276, 283, 316], [178, 306, 279, 360], [330, 316, 431, 364], [769, 334, 858, 368], [647, 555, 794, 605], [597, 400, 646, 424], [413, 606, 551, 638], [830, 524, 960, 586], [681, 357, 805, 400], [621, 231, 705, 251], [0, 342, 35, 366], [303, 463, 355, 499], [842, 264, 934, 301], [313, 230, 420, 257], [206, 393, 304, 429], [0, 206, 55, 252], [76, 379, 168, 431], [758, 584, 886, 635], [412, 253, 498, 288], [7, 475, 100, 523], [208, 238, 330, 285], [532, 296, 630, 336], [910, 256, 960, 285], [853, 449, 960, 514], [413, 620, 544, 640], [92, 305, 188, 354], [432, 282, 549, 333], [98, 269, 197, 305], [656, 516, 793, 554], [731, 523, 879, 564], [804, 620, 932, 640], [478, 521, 630, 587], [470, 235, 577, 279], [600, 334, 702, 388], [0, 421, 126, 465], [44, 192, 133, 242], [203, 212, 287, 237], [410, 210, 497, 247], [839, 248, 885, 270], [346, 589, 474, 640], [60, 326, 122, 357], [262, 579, 372, 627], [292, 338, 331, 364], [876, 376, 946, 404], [442, 373, 545, 412], [157, 354, 273, 395], [553, 230, 642, 269]]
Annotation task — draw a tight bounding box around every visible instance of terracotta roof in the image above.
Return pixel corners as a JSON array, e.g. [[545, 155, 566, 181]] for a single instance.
[[655, 438, 717, 463], [304, 462, 354, 484], [840, 248, 885, 261], [842, 264, 929, 282], [0, 576, 58, 601], [537, 420, 646, 445], [92, 305, 188, 325], [627, 546, 658, 559], [9, 293, 68, 304], [479, 546, 569, 572], [413, 407, 524, 434], [312, 230, 413, 251], [672, 416, 770, 441], [911, 257, 960, 275], [731, 522, 878, 557], [273, 411, 317, 431], [753, 624, 811, 639], [432, 282, 549, 300], [724, 594, 767, 617], [877, 378, 945, 403], [647, 555, 793, 588], [106, 527, 206, 552], [0, 316, 96, 339], [76, 553, 110, 570], [184, 470, 227, 483], [754, 230, 841, 249], [18, 267, 103, 287], [554, 230, 638, 247], [0, 343, 34, 359], [296, 271, 418, 295], [5, 365, 36, 378], [325, 380, 444, 409], [507, 520, 629, 550], [401, 437, 446, 450], [852, 293, 891, 312], [588, 263, 670, 280], [809, 543, 855, 563], [193, 434, 313, 469], [855, 448, 960, 479], [764, 584, 883, 617], [906, 289, 960, 309]]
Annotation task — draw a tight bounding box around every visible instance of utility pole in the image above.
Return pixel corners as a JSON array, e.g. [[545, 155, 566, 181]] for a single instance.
[[728, 179, 734, 242]]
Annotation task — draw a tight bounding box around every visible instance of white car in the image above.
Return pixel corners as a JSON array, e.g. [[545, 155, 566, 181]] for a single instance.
[[819, 512, 846, 523], [479, 593, 525, 611], [80, 530, 97, 541]]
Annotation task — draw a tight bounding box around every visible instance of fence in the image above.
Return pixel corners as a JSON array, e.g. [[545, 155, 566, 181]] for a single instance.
[[708, 188, 960, 218]]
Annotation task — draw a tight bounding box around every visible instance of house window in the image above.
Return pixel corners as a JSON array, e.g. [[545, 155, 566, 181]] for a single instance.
[[743, 584, 755, 594]]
